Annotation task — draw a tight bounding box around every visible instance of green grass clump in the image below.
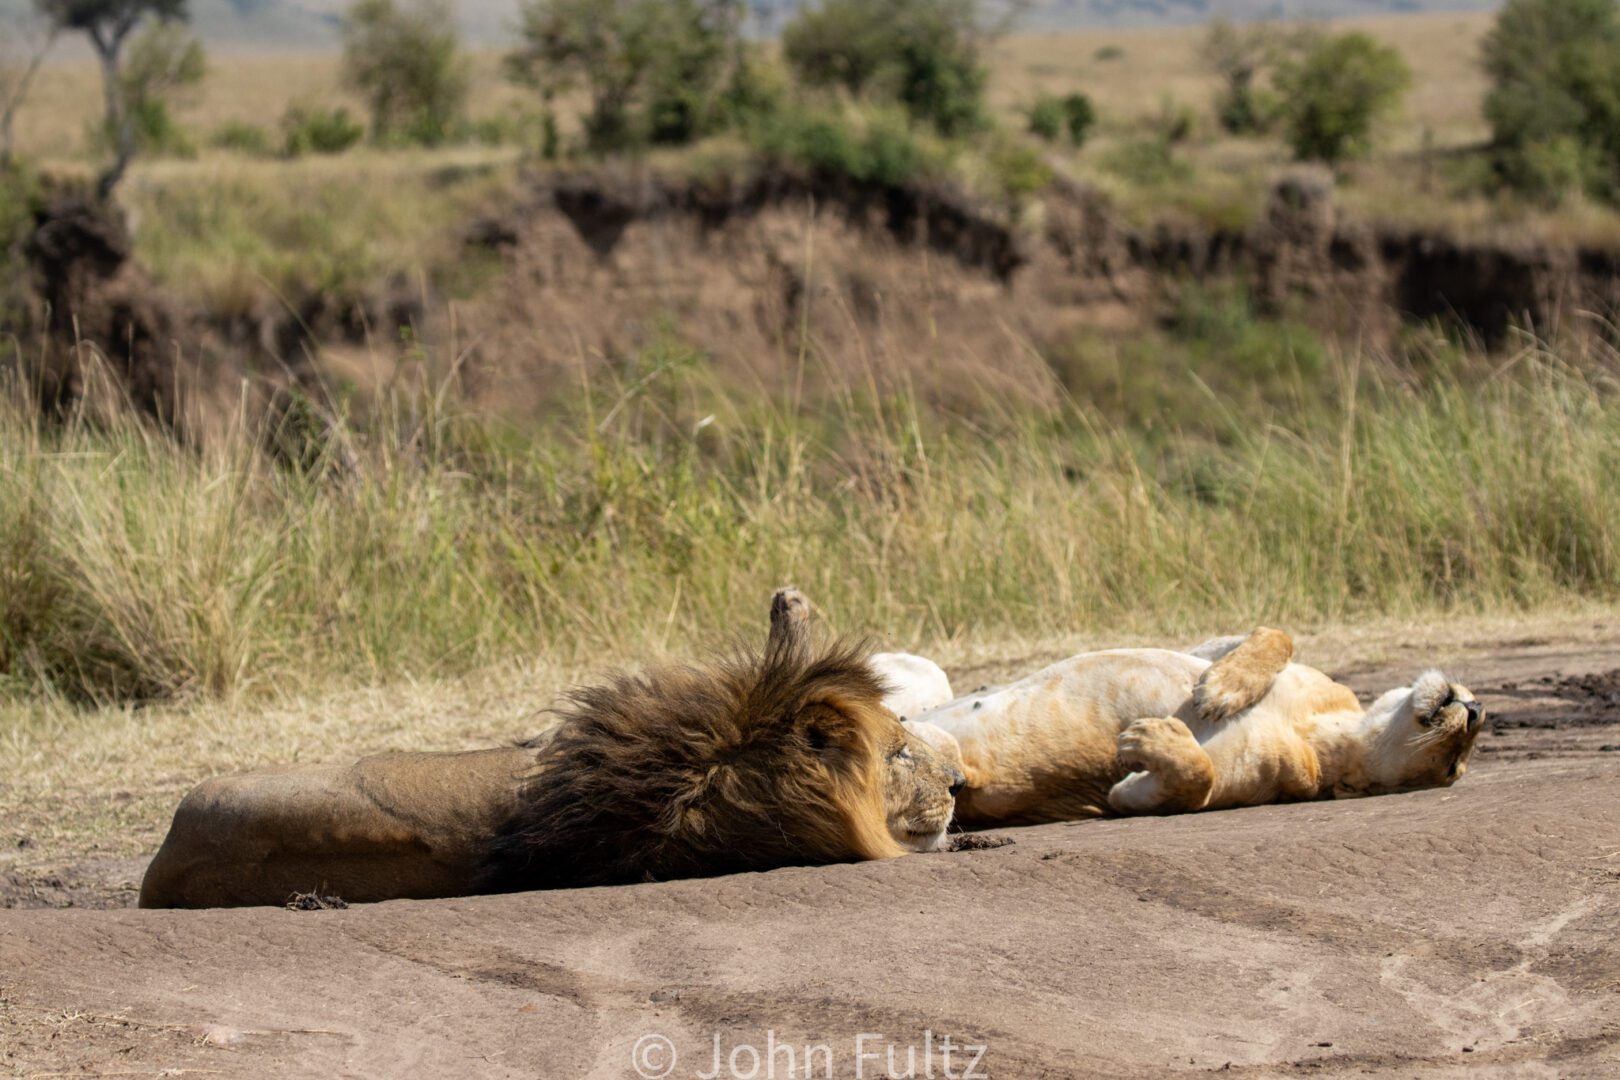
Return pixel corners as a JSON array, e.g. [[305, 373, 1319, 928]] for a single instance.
[[746, 104, 951, 188], [281, 103, 367, 158], [1, 339, 1616, 707], [1048, 286, 1328, 437], [124, 151, 514, 321]]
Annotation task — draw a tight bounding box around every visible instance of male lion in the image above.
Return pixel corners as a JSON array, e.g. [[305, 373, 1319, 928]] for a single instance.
[[887, 628, 1485, 826], [139, 589, 961, 909]]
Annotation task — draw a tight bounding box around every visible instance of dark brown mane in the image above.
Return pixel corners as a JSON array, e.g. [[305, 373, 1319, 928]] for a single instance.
[[483, 632, 902, 891]]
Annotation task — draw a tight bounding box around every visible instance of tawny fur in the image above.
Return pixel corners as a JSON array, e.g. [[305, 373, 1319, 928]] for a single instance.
[[139, 590, 959, 908], [904, 628, 1485, 826]]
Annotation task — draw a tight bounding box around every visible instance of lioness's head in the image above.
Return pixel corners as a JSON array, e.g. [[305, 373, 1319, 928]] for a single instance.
[[1362, 670, 1485, 794], [488, 631, 958, 890], [887, 720, 965, 853]]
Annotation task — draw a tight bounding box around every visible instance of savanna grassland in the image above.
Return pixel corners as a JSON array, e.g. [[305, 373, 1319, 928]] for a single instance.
[[18, 8, 1620, 316], [4, 6, 1620, 896]]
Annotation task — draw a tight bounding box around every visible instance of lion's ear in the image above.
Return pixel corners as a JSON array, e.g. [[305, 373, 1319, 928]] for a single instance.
[[795, 700, 871, 762]]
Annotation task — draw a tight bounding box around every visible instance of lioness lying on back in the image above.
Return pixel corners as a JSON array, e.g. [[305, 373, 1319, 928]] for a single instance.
[[892, 628, 1485, 826]]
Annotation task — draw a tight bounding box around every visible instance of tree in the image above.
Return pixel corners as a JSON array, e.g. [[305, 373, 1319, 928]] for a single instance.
[[35, 0, 189, 195], [1199, 17, 1273, 134], [1482, 0, 1620, 201], [118, 22, 206, 157], [0, 6, 59, 168], [341, 0, 468, 146], [1273, 31, 1409, 164], [507, 0, 744, 154], [781, 0, 992, 137]]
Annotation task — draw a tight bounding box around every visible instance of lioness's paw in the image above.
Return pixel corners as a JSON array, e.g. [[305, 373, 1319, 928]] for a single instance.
[[768, 587, 813, 651], [770, 586, 810, 622], [1194, 626, 1293, 724], [1116, 716, 1200, 775]]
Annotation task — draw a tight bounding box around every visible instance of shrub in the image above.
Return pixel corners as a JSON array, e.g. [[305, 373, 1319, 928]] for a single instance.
[[508, 0, 746, 155], [1027, 92, 1095, 146], [1483, 0, 1620, 202], [782, 0, 990, 136], [342, 0, 469, 147], [985, 136, 1052, 207], [117, 24, 205, 158], [1100, 137, 1192, 187], [1156, 97, 1196, 145], [1273, 31, 1410, 163], [210, 119, 271, 156], [282, 103, 365, 157], [1200, 17, 1273, 135], [0, 163, 42, 329], [127, 98, 194, 157], [746, 103, 943, 187], [1027, 95, 1063, 142], [1061, 93, 1096, 145]]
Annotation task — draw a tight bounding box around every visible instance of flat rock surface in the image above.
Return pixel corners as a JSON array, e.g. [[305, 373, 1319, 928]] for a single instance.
[[3, 637, 1618, 1078]]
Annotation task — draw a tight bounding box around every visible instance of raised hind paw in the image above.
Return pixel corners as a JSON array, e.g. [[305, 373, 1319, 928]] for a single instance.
[[1109, 717, 1215, 816], [767, 586, 815, 653], [1194, 626, 1294, 724]]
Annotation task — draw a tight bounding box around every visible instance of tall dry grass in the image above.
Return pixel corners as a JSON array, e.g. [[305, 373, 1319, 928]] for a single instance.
[[2, 335, 1616, 709]]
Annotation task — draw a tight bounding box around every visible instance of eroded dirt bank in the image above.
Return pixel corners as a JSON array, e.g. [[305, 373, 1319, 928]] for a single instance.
[[20, 166, 1620, 430], [1, 631, 1617, 1078]]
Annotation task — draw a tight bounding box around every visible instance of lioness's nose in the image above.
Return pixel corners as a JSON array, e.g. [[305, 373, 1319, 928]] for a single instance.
[[1464, 700, 1484, 729], [948, 770, 966, 798]]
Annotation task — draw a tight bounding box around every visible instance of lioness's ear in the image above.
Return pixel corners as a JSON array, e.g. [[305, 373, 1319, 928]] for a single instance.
[[1410, 670, 1452, 724]]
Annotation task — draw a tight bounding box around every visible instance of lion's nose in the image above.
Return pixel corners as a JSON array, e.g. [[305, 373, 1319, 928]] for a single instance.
[[1464, 700, 1483, 730], [948, 770, 966, 798]]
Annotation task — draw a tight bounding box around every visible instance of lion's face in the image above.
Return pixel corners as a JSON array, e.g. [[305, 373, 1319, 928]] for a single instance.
[[883, 721, 963, 852], [1374, 670, 1485, 792]]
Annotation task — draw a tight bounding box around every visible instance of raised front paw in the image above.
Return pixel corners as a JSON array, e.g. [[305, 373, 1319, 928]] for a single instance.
[[1194, 626, 1293, 724], [1111, 716, 1216, 815], [1116, 716, 1201, 775]]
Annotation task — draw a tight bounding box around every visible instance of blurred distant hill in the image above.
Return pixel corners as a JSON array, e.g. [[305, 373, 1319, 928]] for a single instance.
[[6, 0, 1501, 52]]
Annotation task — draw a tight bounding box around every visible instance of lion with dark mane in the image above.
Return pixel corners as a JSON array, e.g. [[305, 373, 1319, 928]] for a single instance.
[[139, 589, 960, 908]]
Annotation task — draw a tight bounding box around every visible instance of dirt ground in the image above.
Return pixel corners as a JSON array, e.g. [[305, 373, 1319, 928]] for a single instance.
[[1, 628, 1617, 1078]]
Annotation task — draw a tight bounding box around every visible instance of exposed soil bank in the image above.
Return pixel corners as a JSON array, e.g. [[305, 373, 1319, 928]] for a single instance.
[[16, 165, 1620, 423]]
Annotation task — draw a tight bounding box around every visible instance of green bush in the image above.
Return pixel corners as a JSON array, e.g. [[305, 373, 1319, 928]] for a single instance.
[[282, 103, 365, 157], [1100, 137, 1193, 187], [210, 120, 272, 156], [1027, 92, 1095, 146], [1200, 17, 1273, 136], [1483, 0, 1620, 202], [0, 165, 43, 331], [342, 0, 469, 147], [1061, 93, 1096, 145], [1027, 95, 1064, 142], [508, 0, 747, 155], [1156, 97, 1196, 145], [985, 136, 1052, 207], [129, 98, 195, 158], [1273, 32, 1410, 163], [747, 104, 943, 187], [782, 0, 990, 136]]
